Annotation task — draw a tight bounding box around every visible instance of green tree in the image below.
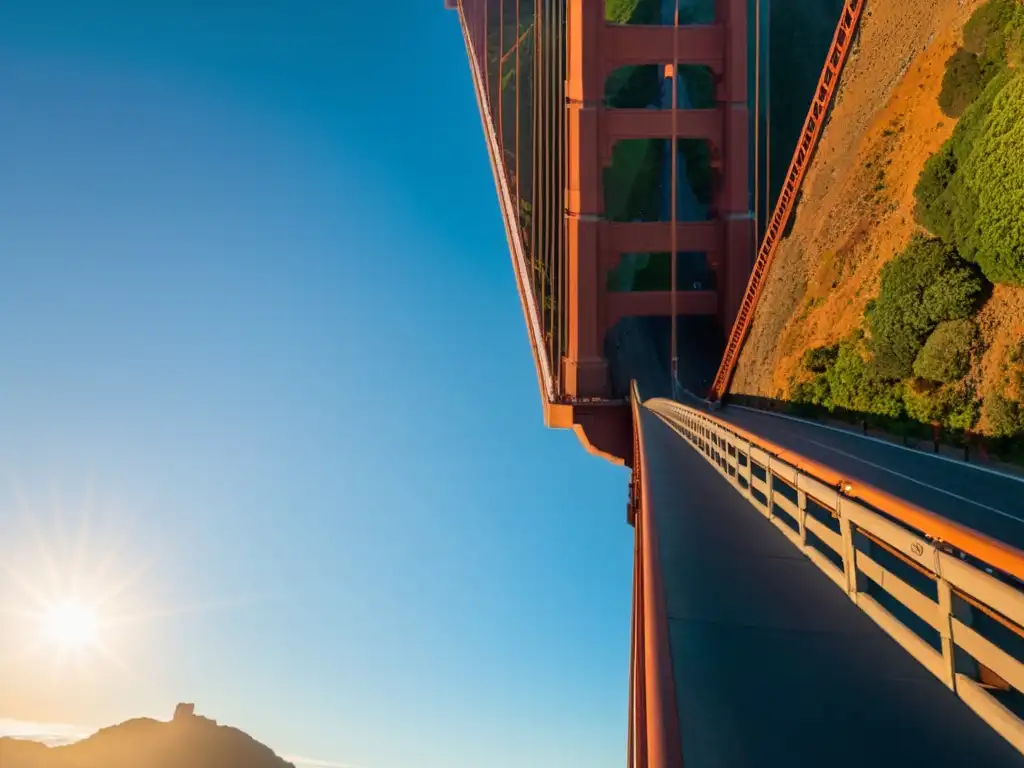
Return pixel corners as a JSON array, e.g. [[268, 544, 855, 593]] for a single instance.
[[904, 381, 980, 430], [938, 49, 997, 117], [948, 72, 1024, 284], [986, 393, 1024, 437], [914, 69, 1013, 240], [791, 374, 831, 408], [827, 342, 904, 418], [913, 319, 977, 383], [867, 236, 982, 379], [963, 0, 1021, 59], [914, 143, 958, 239], [802, 344, 839, 373]]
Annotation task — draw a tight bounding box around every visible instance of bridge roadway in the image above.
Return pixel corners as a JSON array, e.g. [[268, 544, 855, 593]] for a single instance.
[[704, 401, 1024, 550], [640, 406, 1024, 766]]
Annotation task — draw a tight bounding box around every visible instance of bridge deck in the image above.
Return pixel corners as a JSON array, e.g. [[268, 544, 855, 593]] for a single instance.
[[639, 408, 1024, 766], [713, 403, 1024, 549]]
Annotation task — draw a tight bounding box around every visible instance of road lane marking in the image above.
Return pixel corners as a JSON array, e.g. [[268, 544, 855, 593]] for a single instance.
[[795, 436, 1020, 522], [728, 404, 1024, 487]]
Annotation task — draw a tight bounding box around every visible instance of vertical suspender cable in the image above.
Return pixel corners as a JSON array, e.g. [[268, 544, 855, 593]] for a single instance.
[[557, 0, 566, 370], [753, 0, 761, 252], [670, 0, 680, 395], [765, 0, 771, 230], [541, 0, 554, 379], [515, 0, 520, 216], [484, 0, 489, 104], [539, 1, 551, 372], [536, 0, 544, 372], [498, 0, 505, 157]]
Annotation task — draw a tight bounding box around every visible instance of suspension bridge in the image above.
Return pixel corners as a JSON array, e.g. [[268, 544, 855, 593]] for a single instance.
[[447, 1, 1024, 764]]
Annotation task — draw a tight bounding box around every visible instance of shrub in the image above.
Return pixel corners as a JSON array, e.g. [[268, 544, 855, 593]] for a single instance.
[[791, 374, 830, 407], [802, 344, 839, 373], [947, 72, 1024, 285], [904, 380, 981, 431], [914, 143, 958, 238], [827, 342, 905, 418], [915, 71, 1014, 241], [922, 263, 983, 324], [947, 393, 983, 431], [963, 0, 1020, 59], [939, 49, 997, 117], [903, 379, 943, 424], [867, 236, 983, 379], [1007, 12, 1024, 66], [986, 393, 1024, 438], [913, 319, 977, 383]]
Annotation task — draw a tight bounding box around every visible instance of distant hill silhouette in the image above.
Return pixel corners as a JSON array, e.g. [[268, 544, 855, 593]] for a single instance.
[[0, 706, 295, 768]]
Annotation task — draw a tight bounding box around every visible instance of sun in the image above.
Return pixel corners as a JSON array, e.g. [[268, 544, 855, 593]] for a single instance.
[[42, 600, 100, 650]]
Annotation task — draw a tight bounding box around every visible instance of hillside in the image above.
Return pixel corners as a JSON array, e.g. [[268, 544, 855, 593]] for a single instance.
[[0, 706, 295, 768], [731, 0, 1024, 450]]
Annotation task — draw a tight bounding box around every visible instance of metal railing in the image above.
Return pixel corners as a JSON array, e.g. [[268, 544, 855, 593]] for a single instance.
[[709, 0, 866, 401], [646, 397, 1024, 755], [629, 382, 683, 768]]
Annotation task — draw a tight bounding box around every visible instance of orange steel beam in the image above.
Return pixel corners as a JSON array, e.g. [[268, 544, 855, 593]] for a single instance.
[[606, 291, 718, 331], [601, 23, 726, 78], [681, 402, 1024, 585], [565, 0, 610, 400], [708, 0, 867, 401], [452, 2, 634, 465], [566, 2, 747, 397], [605, 220, 722, 256], [632, 384, 684, 768], [601, 109, 723, 164], [719, 0, 754, 333]]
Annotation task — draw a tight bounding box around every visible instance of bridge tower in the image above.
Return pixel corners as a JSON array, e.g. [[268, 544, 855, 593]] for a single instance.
[[448, 0, 754, 463]]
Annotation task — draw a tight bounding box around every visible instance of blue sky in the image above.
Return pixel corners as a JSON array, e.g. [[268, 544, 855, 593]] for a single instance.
[[0, 2, 632, 767]]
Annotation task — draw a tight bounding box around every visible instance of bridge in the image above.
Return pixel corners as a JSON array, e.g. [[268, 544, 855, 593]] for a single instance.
[[447, 1, 1024, 765]]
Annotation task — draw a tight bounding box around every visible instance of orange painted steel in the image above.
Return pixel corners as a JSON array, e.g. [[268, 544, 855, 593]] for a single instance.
[[708, 0, 867, 401], [631, 384, 684, 768], [684, 403, 1024, 585]]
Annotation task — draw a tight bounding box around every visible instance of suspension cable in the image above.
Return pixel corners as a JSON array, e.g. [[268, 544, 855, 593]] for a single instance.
[[754, 0, 762, 255], [765, 0, 772, 231], [483, 0, 489, 104], [498, 0, 504, 157], [515, 0, 521, 212], [670, 0, 679, 395]]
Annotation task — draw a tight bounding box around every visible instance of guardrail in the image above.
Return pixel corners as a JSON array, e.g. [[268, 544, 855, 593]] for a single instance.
[[646, 397, 1024, 755], [708, 0, 866, 401], [628, 382, 683, 768]]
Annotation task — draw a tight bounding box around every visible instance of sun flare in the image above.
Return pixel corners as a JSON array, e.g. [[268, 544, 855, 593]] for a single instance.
[[42, 600, 100, 650]]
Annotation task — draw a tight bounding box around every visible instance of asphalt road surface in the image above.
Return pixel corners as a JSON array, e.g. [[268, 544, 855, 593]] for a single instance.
[[640, 408, 1024, 766], [708, 402, 1024, 550]]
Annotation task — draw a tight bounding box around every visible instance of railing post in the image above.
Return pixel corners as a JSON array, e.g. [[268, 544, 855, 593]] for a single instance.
[[936, 574, 958, 691], [735, 439, 750, 497], [838, 499, 859, 600], [797, 486, 808, 548]]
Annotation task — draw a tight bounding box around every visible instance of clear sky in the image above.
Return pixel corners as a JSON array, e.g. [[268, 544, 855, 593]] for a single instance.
[[0, 2, 632, 768]]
